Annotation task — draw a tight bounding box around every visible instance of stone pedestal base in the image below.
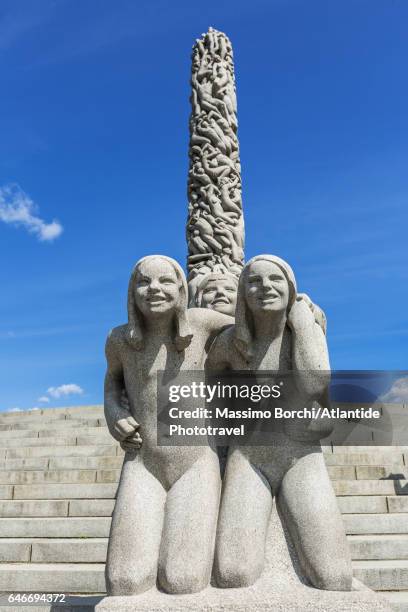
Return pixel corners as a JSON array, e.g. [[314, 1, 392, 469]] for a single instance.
[[96, 583, 391, 612], [97, 507, 392, 612]]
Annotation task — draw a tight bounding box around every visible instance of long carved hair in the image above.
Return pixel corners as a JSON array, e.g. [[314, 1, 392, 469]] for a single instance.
[[126, 255, 193, 351], [233, 255, 297, 361]]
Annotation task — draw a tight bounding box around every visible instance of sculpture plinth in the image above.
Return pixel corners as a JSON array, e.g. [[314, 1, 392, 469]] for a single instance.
[[97, 508, 390, 611]]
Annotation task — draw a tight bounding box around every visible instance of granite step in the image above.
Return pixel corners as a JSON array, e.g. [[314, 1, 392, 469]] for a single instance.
[[353, 560, 408, 590], [0, 458, 50, 471], [38, 427, 111, 439], [2, 417, 103, 431], [344, 514, 408, 535], [44, 406, 103, 414], [389, 497, 408, 513], [0, 517, 111, 538], [339, 496, 408, 514], [0, 469, 98, 485], [0, 499, 115, 517], [333, 480, 408, 496], [6, 444, 119, 459], [0, 485, 14, 499], [0, 413, 67, 424], [13, 483, 117, 499], [0, 455, 122, 471], [0, 468, 121, 485], [0, 563, 106, 593], [0, 435, 115, 449], [0, 437, 78, 448], [326, 466, 356, 479], [0, 500, 70, 517], [356, 466, 408, 480], [329, 465, 408, 480], [76, 434, 116, 446], [324, 452, 406, 466], [0, 538, 109, 563], [0, 425, 107, 438], [332, 446, 408, 453], [349, 535, 408, 560], [337, 496, 388, 514], [49, 456, 123, 471], [383, 591, 408, 612], [69, 499, 115, 516]]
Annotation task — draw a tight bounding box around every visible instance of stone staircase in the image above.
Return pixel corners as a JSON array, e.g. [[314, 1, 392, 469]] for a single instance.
[[0, 406, 407, 610]]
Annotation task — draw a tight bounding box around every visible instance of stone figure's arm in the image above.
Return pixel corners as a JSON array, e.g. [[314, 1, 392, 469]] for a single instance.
[[287, 298, 330, 400], [205, 329, 232, 372], [200, 308, 234, 338], [104, 330, 142, 448], [189, 308, 234, 359]]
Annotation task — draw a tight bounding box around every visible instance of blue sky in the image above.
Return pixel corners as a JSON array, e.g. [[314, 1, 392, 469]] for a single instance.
[[0, 0, 407, 411]]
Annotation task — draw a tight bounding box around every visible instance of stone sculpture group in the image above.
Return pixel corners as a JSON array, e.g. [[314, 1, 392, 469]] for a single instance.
[[104, 253, 351, 595], [98, 27, 391, 612]]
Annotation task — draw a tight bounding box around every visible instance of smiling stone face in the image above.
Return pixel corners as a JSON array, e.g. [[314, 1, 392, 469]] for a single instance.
[[244, 260, 290, 316], [200, 276, 238, 316], [134, 258, 182, 318]]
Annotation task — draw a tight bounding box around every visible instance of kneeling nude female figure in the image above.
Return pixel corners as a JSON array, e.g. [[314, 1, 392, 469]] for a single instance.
[[104, 255, 233, 596], [207, 255, 352, 591]]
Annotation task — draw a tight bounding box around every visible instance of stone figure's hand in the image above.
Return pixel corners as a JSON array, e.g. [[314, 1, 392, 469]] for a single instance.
[[113, 416, 142, 450], [114, 415, 139, 440], [297, 293, 314, 312], [287, 296, 315, 330], [297, 293, 327, 334], [120, 431, 142, 452], [114, 416, 142, 451]]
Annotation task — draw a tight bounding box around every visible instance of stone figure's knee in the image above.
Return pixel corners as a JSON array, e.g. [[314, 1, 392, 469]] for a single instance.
[[309, 557, 353, 592], [106, 563, 155, 596], [215, 554, 262, 588], [158, 562, 209, 594]]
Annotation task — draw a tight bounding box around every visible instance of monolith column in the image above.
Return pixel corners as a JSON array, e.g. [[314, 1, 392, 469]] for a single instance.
[[186, 27, 244, 302]]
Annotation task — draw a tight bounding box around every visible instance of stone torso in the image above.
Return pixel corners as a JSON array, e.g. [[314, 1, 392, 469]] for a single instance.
[[207, 325, 292, 371], [111, 311, 229, 489], [206, 325, 314, 488]]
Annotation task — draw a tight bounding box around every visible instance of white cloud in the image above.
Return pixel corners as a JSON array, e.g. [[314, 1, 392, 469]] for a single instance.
[[0, 183, 63, 242], [4, 406, 40, 413], [47, 384, 84, 399], [380, 377, 408, 404], [38, 396, 50, 403]]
